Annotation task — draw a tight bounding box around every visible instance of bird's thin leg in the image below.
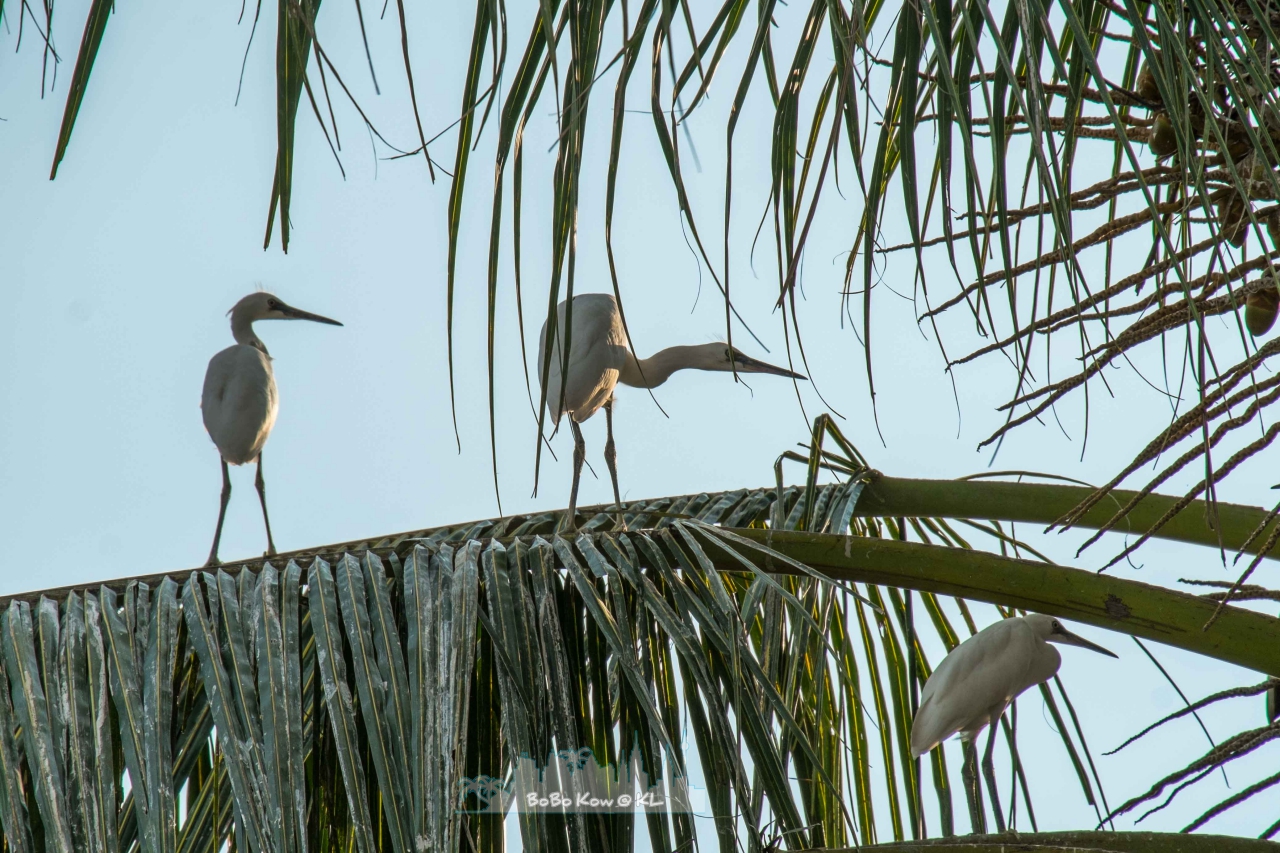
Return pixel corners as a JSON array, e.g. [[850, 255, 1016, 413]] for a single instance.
[[603, 398, 625, 530], [982, 721, 1006, 833], [564, 419, 586, 533], [255, 454, 278, 557], [205, 459, 232, 567], [961, 737, 986, 835]]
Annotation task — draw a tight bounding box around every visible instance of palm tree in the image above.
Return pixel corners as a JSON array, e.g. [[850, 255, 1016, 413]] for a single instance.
[[9, 0, 1280, 849]]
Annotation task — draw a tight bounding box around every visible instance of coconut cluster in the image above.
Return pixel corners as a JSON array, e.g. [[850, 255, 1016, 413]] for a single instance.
[[1135, 37, 1280, 334]]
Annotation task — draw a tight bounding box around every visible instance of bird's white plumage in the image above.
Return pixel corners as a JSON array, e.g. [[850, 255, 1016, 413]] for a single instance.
[[537, 294, 631, 424], [909, 614, 1114, 834], [201, 344, 278, 466], [910, 616, 1063, 757]]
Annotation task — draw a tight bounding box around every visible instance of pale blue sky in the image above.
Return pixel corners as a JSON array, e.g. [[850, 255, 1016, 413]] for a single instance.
[[3, 0, 1278, 840]]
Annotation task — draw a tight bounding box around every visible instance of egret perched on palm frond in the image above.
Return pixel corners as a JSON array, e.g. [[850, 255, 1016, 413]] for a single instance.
[[911, 613, 1117, 832], [201, 292, 342, 566], [538, 294, 805, 530]]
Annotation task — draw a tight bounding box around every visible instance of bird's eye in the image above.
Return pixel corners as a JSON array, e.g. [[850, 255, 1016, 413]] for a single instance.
[[1052, 620, 1062, 631], [268, 299, 279, 309]]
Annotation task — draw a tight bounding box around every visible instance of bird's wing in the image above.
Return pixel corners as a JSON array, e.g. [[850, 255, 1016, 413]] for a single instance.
[[910, 620, 1034, 756], [537, 315, 566, 424], [202, 345, 278, 465], [537, 295, 627, 423]]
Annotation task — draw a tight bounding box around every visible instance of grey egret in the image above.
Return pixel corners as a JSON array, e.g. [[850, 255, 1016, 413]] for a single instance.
[[909, 613, 1116, 833], [538, 293, 805, 530], [201, 292, 342, 566]]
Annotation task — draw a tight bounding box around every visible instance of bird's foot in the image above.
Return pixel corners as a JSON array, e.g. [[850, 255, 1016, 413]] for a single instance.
[[556, 515, 579, 536], [204, 555, 222, 568], [264, 546, 278, 558], [609, 516, 629, 533]]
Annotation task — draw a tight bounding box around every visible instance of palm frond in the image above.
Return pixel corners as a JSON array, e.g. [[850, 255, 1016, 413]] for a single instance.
[[0, 448, 1275, 849], [860, 830, 1280, 851]]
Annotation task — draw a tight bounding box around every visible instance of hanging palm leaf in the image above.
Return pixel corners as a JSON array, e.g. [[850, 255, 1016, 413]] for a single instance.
[[20, 0, 1280, 534]]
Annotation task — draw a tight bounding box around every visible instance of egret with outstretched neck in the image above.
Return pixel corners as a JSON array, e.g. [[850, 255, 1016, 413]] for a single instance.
[[910, 613, 1117, 833], [538, 294, 805, 530], [201, 292, 342, 566]]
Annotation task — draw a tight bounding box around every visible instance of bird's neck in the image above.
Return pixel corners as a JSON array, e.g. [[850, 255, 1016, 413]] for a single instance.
[[231, 316, 268, 355], [619, 344, 720, 389]]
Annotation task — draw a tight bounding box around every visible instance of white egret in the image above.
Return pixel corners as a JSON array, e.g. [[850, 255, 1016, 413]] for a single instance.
[[201, 292, 342, 566], [910, 613, 1116, 833], [538, 294, 805, 529]]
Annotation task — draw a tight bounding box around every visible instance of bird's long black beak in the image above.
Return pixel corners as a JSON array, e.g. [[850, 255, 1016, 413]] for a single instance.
[[281, 302, 343, 326], [732, 353, 808, 380], [1056, 627, 1118, 658]]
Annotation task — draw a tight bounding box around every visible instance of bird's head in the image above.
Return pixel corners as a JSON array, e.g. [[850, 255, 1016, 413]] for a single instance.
[[1026, 613, 1118, 657], [230, 292, 344, 327], [705, 343, 807, 379]]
